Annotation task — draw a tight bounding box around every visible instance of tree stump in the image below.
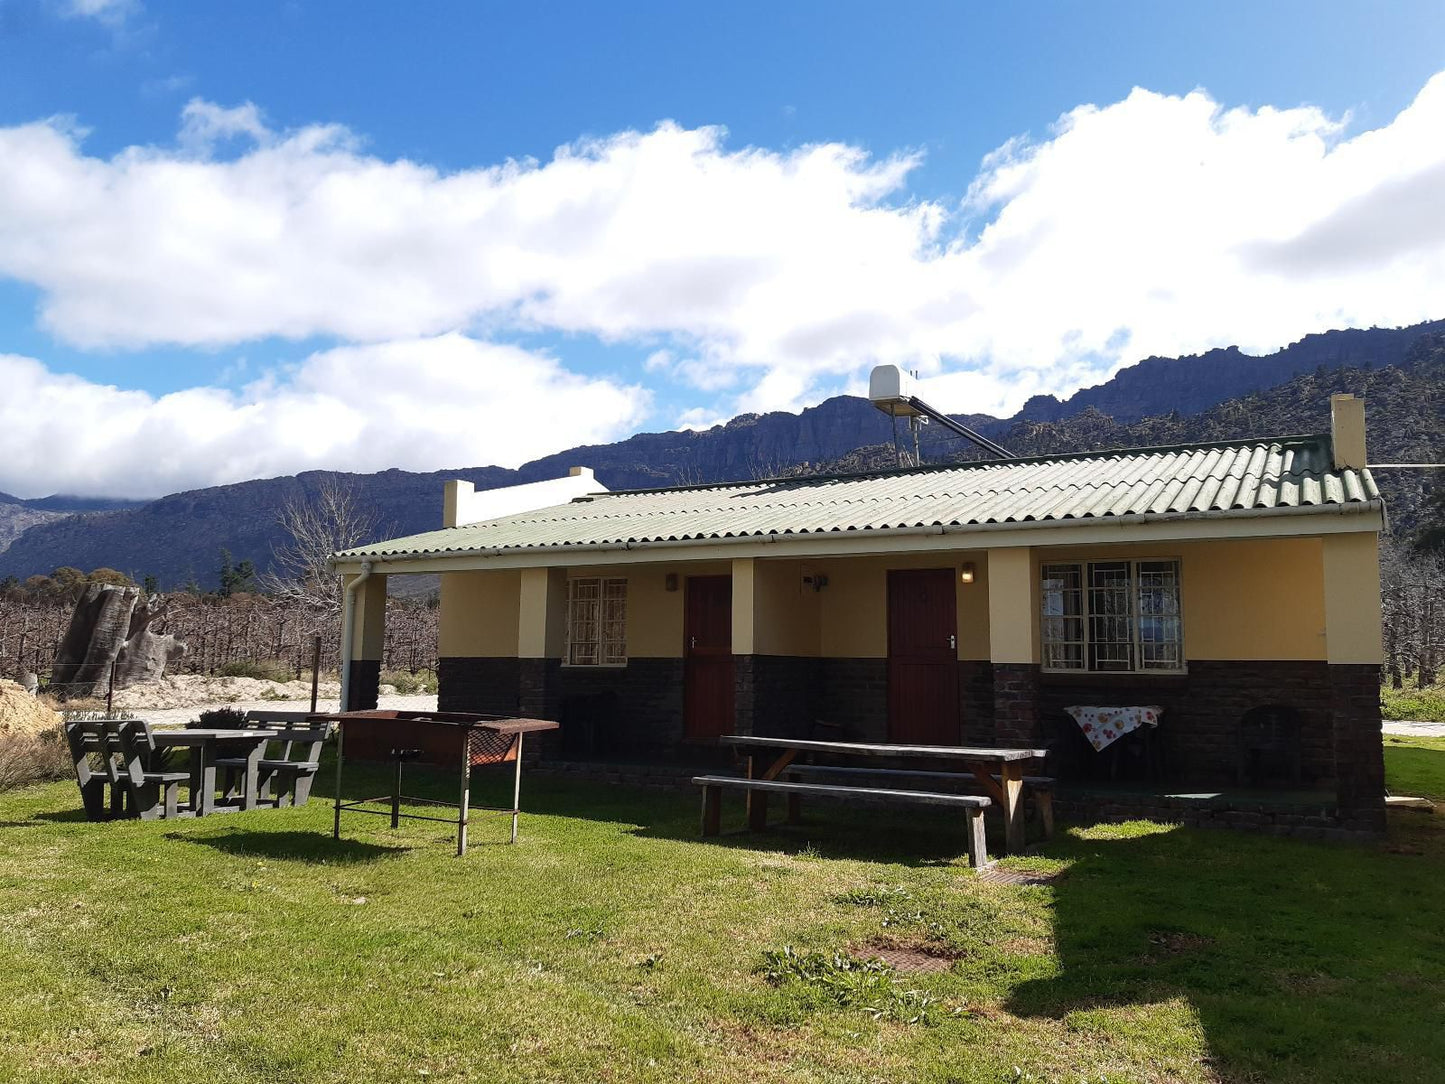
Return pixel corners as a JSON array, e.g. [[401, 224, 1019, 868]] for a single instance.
[[50, 585, 187, 699]]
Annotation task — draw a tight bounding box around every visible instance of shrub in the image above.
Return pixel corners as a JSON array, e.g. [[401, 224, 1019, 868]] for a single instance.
[[380, 669, 438, 695], [191, 707, 248, 730], [0, 729, 70, 792], [1381, 683, 1445, 723]]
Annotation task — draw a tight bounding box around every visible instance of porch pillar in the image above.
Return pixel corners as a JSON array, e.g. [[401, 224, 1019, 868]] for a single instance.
[[517, 567, 566, 722], [1322, 532, 1386, 832], [732, 557, 756, 735], [987, 547, 1041, 745], [344, 572, 387, 710]]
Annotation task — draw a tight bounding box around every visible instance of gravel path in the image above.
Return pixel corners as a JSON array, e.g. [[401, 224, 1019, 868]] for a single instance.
[[136, 693, 439, 729], [1384, 720, 1445, 738]]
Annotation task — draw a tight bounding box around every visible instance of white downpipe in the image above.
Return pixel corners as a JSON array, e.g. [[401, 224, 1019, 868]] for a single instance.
[[338, 559, 373, 712]]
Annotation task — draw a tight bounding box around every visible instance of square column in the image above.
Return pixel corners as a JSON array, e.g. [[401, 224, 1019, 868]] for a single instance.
[[731, 558, 756, 734], [1322, 532, 1385, 830], [517, 567, 567, 721], [987, 547, 1041, 745], [345, 573, 388, 710]]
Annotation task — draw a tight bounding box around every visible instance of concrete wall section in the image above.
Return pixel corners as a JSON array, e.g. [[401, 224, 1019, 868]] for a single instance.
[[438, 570, 521, 658]]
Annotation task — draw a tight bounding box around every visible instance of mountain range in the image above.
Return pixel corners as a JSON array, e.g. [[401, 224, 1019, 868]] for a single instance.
[[1, 318, 1442, 589]]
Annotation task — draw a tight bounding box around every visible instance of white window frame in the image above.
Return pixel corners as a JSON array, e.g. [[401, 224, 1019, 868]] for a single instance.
[[1040, 558, 1184, 675], [564, 576, 628, 667]]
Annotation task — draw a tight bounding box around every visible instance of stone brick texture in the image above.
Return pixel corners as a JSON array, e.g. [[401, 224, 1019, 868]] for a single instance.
[[436, 651, 1385, 835], [344, 659, 380, 711]]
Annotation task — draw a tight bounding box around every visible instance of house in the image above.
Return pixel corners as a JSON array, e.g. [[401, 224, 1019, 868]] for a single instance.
[[331, 395, 1386, 836]]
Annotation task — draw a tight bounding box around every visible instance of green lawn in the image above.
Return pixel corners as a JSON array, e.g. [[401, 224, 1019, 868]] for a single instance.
[[0, 747, 1442, 1084]]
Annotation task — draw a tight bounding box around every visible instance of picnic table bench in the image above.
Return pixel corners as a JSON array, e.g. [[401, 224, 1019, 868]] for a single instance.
[[693, 773, 994, 867], [695, 735, 1050, 862]]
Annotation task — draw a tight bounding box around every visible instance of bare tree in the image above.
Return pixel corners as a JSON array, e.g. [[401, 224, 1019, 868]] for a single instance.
[[262, 479, 381, 613], [1381, 536, 1445, 688]]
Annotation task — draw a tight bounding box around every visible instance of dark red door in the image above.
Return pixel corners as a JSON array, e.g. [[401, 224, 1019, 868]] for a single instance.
[[684, 576, 734, 740], [887, 568, 960, 744]]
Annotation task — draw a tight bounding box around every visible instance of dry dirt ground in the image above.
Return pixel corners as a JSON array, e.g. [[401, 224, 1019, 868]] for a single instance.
[[105, 674, 437, 727], [0, 679, 62, 738]]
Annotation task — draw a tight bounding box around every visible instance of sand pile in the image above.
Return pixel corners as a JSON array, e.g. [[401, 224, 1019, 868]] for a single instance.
[[0, 679, 63, 738], [113, 674, 345, 711]]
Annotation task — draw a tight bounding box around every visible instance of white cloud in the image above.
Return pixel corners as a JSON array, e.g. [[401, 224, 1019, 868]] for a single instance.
[[57, 0, 137, 27], [1, 73, 1444, 486], [0, 335, 647, 499]]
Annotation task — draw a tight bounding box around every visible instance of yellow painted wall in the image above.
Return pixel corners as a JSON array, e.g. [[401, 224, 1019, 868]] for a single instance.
[[1040, 537, 1330, 662], [347, 573, 389, 661], [439, 570, 520, 657], [436, 534, 1352, 665], [752, 558, 822, 656], [814, 551, 989, 659], [1321, 531, 1383, 664]]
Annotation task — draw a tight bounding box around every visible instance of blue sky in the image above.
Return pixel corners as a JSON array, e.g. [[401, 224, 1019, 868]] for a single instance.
[[0, 1, 1443, 497]]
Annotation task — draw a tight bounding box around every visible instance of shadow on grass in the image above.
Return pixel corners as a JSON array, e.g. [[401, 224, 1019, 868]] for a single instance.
[[172, 828, 409, 864], [1006, 815, 1445, 1082], [30, 808, 92, 824]]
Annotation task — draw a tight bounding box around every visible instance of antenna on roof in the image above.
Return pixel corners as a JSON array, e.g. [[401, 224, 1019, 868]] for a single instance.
[[868, 365, 1013, 468]]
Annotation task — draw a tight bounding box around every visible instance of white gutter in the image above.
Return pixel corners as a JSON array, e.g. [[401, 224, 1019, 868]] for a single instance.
[[337, 559, 373, 711], [332, 498, 1384, 573]]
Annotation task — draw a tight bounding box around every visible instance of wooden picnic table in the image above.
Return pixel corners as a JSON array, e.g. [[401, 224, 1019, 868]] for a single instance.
[[717, 735, 1049, 853], [150, 728, 279, 816]]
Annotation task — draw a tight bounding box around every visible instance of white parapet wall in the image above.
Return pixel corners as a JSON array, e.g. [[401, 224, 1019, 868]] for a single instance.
[[443, 467, 608, 528]]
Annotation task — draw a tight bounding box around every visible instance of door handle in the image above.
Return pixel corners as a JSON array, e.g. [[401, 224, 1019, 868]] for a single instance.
[[948, 634, 956, 649], [690, 636, 697, 650]]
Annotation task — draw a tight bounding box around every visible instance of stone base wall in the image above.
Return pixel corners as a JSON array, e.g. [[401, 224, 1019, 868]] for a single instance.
[[1330, 663, 1387, 831], [344, 659, 380, 711], [1035, 661, 1339, 786], [993, 663, 1042, 745], [438, 657, 520, 714], [816, 657, 889, 742], [437, 655, 685, 760], [741, 655, 822, 739]]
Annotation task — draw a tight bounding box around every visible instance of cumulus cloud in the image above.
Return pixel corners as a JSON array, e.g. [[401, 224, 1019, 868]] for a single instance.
[[56, 0, 137, 27], [0, 336, 647, 499], [1, 72, 1444, 492]]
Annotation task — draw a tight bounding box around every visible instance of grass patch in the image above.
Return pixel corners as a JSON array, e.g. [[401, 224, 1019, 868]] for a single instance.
[[1381, 681, 1445, 722], [1385, 734, 1445, 800], [0, 756, 1442, 1082]]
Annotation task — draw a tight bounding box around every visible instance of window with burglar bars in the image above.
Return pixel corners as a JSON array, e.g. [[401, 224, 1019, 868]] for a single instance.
[[565, 577, 627, 666], [1040, 559, 1182, 673]]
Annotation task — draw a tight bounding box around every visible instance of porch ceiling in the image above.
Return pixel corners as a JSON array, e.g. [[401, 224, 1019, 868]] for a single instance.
[[335, 434, 1380, 566]]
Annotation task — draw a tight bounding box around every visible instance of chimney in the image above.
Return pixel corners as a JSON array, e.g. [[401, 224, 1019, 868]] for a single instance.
[[568, 466, 593, 479], [1330, 394, 1366, 471], [442, 479, 474, 528]]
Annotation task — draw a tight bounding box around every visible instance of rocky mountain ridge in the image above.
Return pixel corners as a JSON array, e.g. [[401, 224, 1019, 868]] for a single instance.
[[1, 319, 1440, 587]]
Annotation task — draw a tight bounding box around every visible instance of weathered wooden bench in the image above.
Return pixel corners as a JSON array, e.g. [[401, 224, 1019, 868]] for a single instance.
[[110, 720, 190, 821], [64, 720, 130, 821], [780, 763, 1056, 840], [217, 711, 330, 808], [692, 774, 993, 868]]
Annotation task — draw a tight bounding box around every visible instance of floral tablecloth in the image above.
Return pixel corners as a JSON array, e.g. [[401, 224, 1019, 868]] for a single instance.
[[1065, 705, 1163, 752]]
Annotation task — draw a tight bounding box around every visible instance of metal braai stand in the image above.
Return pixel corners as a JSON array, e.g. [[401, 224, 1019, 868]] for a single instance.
[[321, 711, 560, 855]]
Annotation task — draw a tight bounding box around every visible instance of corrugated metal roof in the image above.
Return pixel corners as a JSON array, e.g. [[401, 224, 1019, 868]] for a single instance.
[[336, 435, 1381, 561]]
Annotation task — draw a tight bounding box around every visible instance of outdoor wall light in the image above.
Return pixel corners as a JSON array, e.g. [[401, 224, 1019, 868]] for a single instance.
[[959, 563, 976, 585], [664, 573, 679, 592], [802, 574, 829, 592]]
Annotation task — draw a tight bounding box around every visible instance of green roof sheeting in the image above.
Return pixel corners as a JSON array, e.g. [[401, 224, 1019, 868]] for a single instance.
[[336, 435, 1380, 561]]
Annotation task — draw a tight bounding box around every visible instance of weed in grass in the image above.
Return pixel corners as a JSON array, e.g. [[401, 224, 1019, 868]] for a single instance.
[[759, 946, 941, 1025], [564, 924, 606, 943], [793, 842, 823, 860], [637, 952, 664, 971], [832, 885, 914, 908]]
